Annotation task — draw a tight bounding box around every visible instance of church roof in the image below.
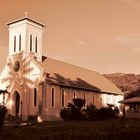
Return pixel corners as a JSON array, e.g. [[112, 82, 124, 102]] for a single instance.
[[119, 97, 140, 104], [40, 57, 123, 95], [7, 17, 45, 27]]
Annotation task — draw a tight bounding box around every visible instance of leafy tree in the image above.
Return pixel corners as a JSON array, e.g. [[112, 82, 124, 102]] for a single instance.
[[72, 98, 86, 109], [125, 89, 140, 99], [0, 90, 8, 132]]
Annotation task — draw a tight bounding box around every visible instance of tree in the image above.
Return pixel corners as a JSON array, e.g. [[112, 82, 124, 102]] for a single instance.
[[0, 89, 8, 133], [72, 98, 86, 109], [0, 89, 9, 105], [1, 52, 44, 118], [125, 89, 140, 99]]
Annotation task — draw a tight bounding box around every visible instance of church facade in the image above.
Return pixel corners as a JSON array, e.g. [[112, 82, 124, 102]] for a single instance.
[[0, 17, 123, 121]]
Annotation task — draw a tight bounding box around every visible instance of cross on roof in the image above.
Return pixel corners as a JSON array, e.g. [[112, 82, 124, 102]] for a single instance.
[[25, 11, 28, 17]]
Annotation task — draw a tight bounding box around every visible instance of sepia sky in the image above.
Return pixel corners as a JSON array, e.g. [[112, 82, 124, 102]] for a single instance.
[[1, 0, 140, 74]]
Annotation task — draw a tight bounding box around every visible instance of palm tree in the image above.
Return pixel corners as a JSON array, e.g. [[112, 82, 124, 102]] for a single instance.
[[1, 52, 40, 92], [0, 89, 8, 106], [1, 52, 44, 118]]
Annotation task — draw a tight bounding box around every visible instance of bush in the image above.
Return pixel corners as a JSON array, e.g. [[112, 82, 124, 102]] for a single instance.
[[60, 108, 73, 121], [84, 104, 98, 121], [27, 115, 37, 124], [97, 107, 119, 120], [60, 98, 120, 121], [114, 107, 119, 117], [60, 98, 86, 121], [5, 114, 17, 121], [0, 105, 7, 131], [98, 107, 111, 120]]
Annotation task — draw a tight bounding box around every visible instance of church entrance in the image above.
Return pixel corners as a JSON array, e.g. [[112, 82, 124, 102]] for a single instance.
[[14, 91, 20, 116]]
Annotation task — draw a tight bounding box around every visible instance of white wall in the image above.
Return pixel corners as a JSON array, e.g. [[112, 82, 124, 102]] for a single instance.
[[8, 19, 43, 61]]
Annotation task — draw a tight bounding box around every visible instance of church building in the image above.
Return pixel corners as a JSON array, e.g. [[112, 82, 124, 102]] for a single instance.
[[0, 16, 123, 121]]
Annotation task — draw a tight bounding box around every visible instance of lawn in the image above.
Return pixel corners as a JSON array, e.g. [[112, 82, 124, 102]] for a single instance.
[[0, 119, 140, 140]]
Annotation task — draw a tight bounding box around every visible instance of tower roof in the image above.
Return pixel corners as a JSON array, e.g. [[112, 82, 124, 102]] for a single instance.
[[7, 17, 45, 27]]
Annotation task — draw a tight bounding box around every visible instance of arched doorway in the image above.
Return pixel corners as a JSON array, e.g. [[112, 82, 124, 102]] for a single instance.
[[14, 91, 20, 116]]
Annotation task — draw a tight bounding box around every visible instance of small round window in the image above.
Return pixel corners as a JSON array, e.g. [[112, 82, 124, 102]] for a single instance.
[[13, 61, 20, 72]]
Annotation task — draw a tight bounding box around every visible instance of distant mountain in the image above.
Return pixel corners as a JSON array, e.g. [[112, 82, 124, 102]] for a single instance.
[[104, 73, 140, 98]]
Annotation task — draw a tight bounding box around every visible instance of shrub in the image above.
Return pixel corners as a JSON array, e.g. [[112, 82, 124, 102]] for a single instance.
[[0, 105, 7, 131], [27, 115, 37, 124], [60, 98, 86, 121], [5, 114, 17, 121], [60, 98, 120, 121], [85, 104, 98, 121], [97, 107, 119, 120], [60, 108, 73, 121], [113, 107, 119, 117]]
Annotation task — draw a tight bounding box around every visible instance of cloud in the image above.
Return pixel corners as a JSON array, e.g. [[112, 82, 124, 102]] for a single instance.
[[76, 41, 87, 45], [119, 0, 139, 7], [113, 33, 140, 53], [120, 0, 136, 4], [131, 46, 140, 52], [116, 33, 140, 45]]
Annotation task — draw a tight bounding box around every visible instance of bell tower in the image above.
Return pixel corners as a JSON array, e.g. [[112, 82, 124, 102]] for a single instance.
[[7, 14, 45, 61]]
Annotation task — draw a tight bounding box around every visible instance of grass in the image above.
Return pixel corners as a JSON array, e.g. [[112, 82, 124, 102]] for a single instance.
[[0, 119, 140, 140]]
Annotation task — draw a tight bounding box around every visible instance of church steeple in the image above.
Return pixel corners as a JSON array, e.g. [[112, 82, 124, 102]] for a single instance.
[[7, 15, 45, 61]]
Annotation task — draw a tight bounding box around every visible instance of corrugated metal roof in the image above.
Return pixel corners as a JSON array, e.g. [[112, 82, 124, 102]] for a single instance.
[[40, 57, 123, 95], [119, 97, 140, 104]]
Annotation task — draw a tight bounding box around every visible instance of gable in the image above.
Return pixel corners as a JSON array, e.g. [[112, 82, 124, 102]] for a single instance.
[[0, 52, 45, 92]]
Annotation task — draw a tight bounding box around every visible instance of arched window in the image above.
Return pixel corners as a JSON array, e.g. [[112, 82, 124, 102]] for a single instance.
[[83, 93, 86, 107], [93, 93, 94, 105], [74, 92, 76, 99], [14, 36, 16, 52], [51, 88, 55, 107], [61, 90, 65, 107], [34, 88, 37, 107], [30, 35, 32, 51], [19, 34, 21, 51], [35, 36, 37, 53], [83, 93, 85, 100]]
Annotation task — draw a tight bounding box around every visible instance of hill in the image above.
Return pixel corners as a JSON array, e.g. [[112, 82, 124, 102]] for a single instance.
[[104, 73, 140, 98]]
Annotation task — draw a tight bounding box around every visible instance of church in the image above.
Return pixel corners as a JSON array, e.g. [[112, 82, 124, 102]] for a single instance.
[[0, 16, 123, 121]]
